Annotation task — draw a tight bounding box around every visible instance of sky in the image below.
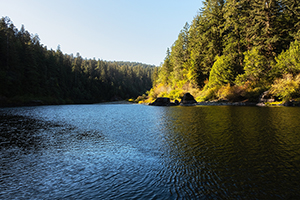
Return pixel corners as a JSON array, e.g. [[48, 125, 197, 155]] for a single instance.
[[1, 0, 202, 66]]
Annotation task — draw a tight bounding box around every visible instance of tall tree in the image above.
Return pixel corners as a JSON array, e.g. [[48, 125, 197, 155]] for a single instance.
[[247, 0, 283, 61], [170, 22, 190, 88], [223, 0, 251, 72], [188, 0, 226, 87], [157, 48, 172, 85]]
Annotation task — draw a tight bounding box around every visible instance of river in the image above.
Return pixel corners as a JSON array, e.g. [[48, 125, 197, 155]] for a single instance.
[[1, 104, 300, 199]]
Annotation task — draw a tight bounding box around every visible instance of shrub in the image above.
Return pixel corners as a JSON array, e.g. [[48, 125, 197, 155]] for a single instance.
[[197, 86, 220, 102], [168, 89, 185, 101], [207, 55, 235, 88], [272, 40, 300, 76], [272, 40, 300, 75], [236, 47, 269, 86], [216, 84, 245, 101], [270, 74, 300, 102]]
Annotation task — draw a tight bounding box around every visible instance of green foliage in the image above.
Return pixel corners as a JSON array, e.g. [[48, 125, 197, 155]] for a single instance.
[[270, 74, 300, 102], [217, 84, 241, 101], [207, 55, 235, 88], [168, 89, 185, 101], [156, 49, 172, 85], [149, 0, 300, 103], [134, 94, 148, 103], [272, 40, 300, 76], [0, 17, 155, 105], [188, 0, 226, 87], [235, 48, 269, 85], [197, 86, 220, 102]]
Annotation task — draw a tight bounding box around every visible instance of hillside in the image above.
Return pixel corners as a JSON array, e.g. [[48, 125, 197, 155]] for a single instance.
[[0, 17, 155, 106], [146, 0, 300, 104]]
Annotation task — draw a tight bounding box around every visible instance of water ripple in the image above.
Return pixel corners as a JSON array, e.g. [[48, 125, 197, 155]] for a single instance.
[[1, 105, 300, 199]]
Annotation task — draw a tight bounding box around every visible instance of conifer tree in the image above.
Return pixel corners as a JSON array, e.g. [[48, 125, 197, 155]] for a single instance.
[[188, 0, 226, 87], [158, 48, 172, 85], [170, 22, 190, 87], [247, 0, 282, 61], [223, 0, 251, 72]]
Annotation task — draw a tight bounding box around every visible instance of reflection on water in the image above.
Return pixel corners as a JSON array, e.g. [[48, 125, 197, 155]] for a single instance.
[[160, 106, 300, 199], [1, 105, 300, 199]]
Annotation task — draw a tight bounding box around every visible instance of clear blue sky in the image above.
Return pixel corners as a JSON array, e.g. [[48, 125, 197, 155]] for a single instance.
[[1, 0, 202, 66]]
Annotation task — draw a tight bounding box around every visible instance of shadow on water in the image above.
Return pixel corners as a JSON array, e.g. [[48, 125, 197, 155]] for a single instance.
[[158, 106, 300, 199], [0, 112, 104, 152], [0, 114, 63, 151], [0, 110, 108, 199]]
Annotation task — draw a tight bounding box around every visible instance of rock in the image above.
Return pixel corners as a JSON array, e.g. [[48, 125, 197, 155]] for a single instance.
[[259, 90, 276, 103], [284, 100, 294, 107], [149, 97, 171, 106], [180, 93, 197, 106]]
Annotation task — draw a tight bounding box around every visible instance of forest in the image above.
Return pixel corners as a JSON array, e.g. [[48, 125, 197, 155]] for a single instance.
[[146, 0, 300, 104], [0, 17, 155, 106]]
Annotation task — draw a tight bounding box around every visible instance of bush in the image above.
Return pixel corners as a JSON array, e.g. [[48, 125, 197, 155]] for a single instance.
[[207, 55, 235, 88], [217, 84, 245, 101], [135, 95, 148, 103], [168, 89, 185, 101], [270, 74, 300, 102], [196, 86, 220, 102], [272, 40, 300, 77], [236, 47, 269, 86]]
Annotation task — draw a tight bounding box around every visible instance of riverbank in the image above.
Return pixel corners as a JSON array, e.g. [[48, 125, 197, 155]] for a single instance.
[[196, 100, 300, 107], [0, 95, 134, 107], [146, 99, 300, 107], [196, 101, 257, 106]]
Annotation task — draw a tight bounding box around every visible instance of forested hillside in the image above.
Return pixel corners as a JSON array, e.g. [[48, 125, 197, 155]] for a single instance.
[[0, 17, 155, 106], [147, 0, 300, 103]]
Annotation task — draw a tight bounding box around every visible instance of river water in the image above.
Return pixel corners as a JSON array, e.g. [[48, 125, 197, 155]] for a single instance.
[[1, 104, 300, 199]]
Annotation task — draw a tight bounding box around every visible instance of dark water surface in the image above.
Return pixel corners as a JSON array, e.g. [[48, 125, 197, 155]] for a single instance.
[[1, 104, 300, 199]]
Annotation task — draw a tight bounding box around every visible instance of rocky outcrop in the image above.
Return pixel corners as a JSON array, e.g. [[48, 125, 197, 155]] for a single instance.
[[256, 90, 281, 106], [149, 97, 180, 106], [149, 93, 197, 106], [149, 97, 171, 106], [258, 90, 277, 103], [180, 93, 197, 106]]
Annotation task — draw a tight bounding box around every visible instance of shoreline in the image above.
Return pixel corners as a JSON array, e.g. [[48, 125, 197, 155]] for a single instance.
[[147, 100, 300, 107], [196, 101, 257, 106], [2, 99, 299, 108], [0, 99, 134, 108], [196, 101, 300, 107]]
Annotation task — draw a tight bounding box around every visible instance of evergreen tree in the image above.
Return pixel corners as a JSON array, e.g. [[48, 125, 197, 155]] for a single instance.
[[207, 55, 236, 88], [189, 0, 226, 87], [247, 0, 282, 61], [235, 47, 269, 85], [157, 48, 172, 85], [0, 16, 155, 105], [170, 22, 190, 88], [272, 40, 300, 76], [223, 0, 251, 72]]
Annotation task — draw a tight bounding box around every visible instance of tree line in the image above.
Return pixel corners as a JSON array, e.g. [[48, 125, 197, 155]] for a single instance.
[[0, 17, 155, 106], [148, 0, 300, 103]]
